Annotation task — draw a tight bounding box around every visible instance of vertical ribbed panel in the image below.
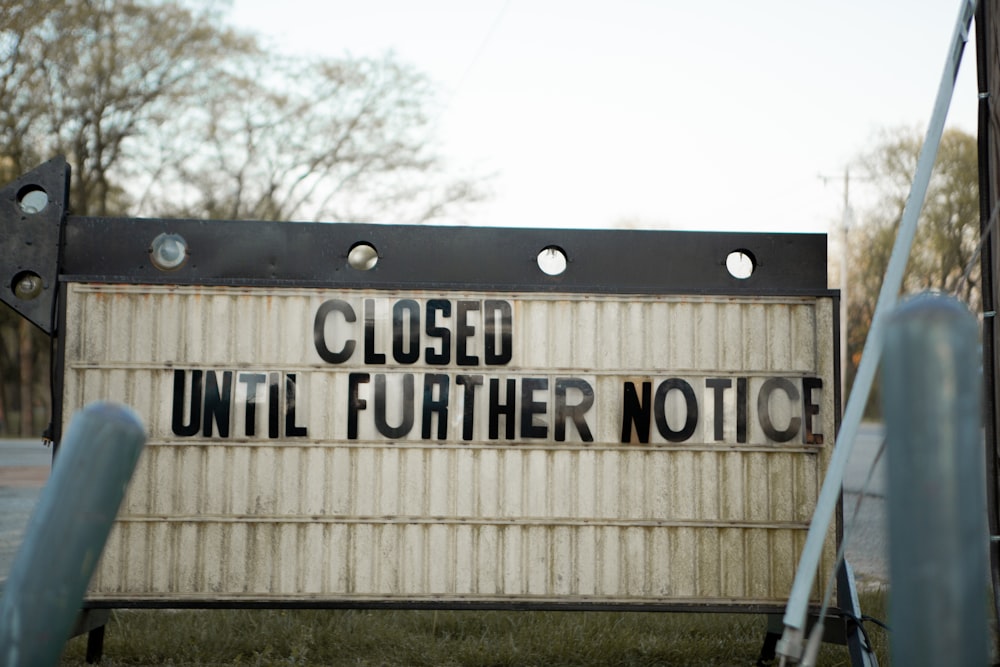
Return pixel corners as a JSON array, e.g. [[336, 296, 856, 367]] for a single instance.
[[63, 284, 836, 606]]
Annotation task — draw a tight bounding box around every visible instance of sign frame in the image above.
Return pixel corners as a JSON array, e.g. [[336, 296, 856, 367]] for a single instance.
[[2, 158, 845, 620]]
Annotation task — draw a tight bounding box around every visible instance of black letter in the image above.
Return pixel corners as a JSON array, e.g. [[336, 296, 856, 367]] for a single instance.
[[620, 381, 651, 444], [268, 372, 280, 438], [203, 370, 233, 438], [705, 378, 731, 441], [421, 374, 450, 439], [348, 373, 370, 440], [802, 377, 823, 444], [393, 299, 420, 364], [364, 298, 386, 364], [425, 299, 452, 365], [489, 378, 516, 439], [238, 372, 266, 437], [172, 369, 202, 437], [737, 377, 748, 443], [285, 373, 308, 437], [653, 378, 698, 442], [313, 299, 356, 363], [484, 300, 513, 365], [374, 373, 414, 438], [456, 301, 480, 366], [555, 377, 594, 442], [456, 375, 483, 440], [758, 377, 801, 443], [520, 377, 549, 439]]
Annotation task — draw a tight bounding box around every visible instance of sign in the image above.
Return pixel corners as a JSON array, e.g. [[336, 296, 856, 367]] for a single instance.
[[62, 283, 836, 608], [0, 159, 838, 611]]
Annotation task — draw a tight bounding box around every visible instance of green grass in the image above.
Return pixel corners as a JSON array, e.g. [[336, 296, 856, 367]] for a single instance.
[[59, 591, 890, 666]]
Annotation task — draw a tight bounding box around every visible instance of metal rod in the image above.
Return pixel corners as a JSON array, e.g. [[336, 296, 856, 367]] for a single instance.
[[883, 294, 989, 665], [777, 0, 978, 661], [0, 402, 146, 667]]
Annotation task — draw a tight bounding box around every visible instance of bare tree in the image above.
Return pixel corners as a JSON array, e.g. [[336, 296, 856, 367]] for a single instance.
[[0, 0, 485, 435], [0, 0, 252, 435], [0, 0, 256, 215], [137, 53, 484, 223]]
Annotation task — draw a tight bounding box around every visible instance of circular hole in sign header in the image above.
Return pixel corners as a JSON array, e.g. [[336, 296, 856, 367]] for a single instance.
[[149, 233, 189, 271], [16, 185, 48, 214], [726, 249, 756, 279], [348, 242, 379, 271], [11, 271, 43, 300], [537, 246, 567, 276]]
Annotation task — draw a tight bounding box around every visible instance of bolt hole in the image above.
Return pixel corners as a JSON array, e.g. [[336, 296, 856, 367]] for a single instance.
[[16, 185, 48, 214], [11, 271, 43, 300], [537, 246, 567, 276], [726, 249, 756, 280], [348, 242, 379, 271]]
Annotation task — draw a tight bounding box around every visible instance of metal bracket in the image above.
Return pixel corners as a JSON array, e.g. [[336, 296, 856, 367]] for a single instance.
[[837, 559, 879, 666], [0, 155, 69, 334]]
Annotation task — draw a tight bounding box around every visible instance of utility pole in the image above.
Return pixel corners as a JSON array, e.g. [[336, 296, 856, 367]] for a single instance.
[[820, 168, 853, 398], [840, 169, 850, 400]]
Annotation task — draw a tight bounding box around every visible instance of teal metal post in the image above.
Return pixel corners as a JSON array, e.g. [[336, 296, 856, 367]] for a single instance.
[[0, 402, 146, 667], [883, 294, 989, 666]]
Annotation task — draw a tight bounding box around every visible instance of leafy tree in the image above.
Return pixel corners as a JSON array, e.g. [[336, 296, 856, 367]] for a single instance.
[[846, 126, 980, 416], [0, 0, 483, 435]]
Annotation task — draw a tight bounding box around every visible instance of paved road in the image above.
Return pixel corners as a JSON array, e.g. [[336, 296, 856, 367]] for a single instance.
[[842, 423, 888, 588], [0, 439, 51, 583]]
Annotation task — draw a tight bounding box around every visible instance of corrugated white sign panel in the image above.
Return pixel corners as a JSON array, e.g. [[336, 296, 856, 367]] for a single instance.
[[64, 282, 836, 607]]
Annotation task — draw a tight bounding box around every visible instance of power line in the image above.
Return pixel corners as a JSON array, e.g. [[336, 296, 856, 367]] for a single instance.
[[450, 0, 512, 100]]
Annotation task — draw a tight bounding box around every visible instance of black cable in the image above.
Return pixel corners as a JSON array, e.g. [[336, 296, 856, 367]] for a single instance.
[[834, 607, 890, 656], [860, 614, 891, 632]]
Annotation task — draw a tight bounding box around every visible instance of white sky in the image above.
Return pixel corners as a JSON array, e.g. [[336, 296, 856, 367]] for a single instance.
[[227, 0, 979, 234]]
